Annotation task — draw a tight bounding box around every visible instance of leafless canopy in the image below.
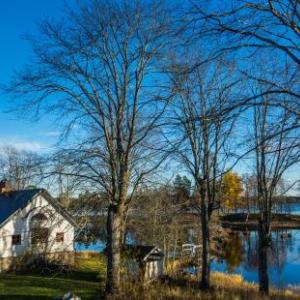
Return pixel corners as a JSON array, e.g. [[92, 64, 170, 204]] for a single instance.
[[190, 0, 300, 110], [0, 145, 44, 190], [169, 53, 241, 288], [5, 0, 177, 293], [6, 0, 174, 199]]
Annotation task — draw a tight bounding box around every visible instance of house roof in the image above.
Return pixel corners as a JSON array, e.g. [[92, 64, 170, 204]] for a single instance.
[[122, 245, 164, 262], [0, 188, 77, 227]]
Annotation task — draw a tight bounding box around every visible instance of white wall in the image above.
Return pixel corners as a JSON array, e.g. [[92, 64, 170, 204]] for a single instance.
[[0, 195, 74, 258], [145, 260, 163, 280]]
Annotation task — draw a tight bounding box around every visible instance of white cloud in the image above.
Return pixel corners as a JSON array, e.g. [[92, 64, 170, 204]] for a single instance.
[[13, 141, 45, 152], [0, 138, 49, 152], [40, 131, 61, 137]]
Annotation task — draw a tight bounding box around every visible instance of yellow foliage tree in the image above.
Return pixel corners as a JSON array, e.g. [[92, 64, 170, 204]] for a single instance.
[[221, 172, 244, 210]]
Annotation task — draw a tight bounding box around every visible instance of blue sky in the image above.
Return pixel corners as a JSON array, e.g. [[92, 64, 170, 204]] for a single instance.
[[0, 1, 298, 194], [0, 0, 66, 152]]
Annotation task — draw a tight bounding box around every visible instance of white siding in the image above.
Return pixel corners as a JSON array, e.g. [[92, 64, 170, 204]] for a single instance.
[[0, 195, 74, 258], [145, 261, 163, 280]]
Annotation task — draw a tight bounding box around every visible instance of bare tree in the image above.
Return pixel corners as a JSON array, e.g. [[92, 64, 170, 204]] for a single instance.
[[188, 2, 300, 292], [0, 145, 43, 190], [242, 173, 258, 213], [5, 0, 175, 294], [169, 56, 240, 289], [190, 0, 300, 111], [247, 93, 300, 294]]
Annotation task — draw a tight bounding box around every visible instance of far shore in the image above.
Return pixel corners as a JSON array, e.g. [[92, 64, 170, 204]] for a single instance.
[[221, 213, 300, 231]]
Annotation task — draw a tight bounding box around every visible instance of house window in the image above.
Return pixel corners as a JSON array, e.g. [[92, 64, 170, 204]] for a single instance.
[[12, 234, 21, 245], [30, 213, 49, 245], [31, 228, 49, 244], [56, 232, 64, 243]]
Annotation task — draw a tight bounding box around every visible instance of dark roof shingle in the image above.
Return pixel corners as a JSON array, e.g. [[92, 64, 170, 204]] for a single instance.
[[0, 189, 77, 227], [0, 189, 43, 225], [122, 245, 164, 261]]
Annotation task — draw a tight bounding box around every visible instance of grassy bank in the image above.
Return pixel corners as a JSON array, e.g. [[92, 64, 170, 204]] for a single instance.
[[221, 213, 300, 230], [112, 272, 299, 300], [0, 252, 299, 299]]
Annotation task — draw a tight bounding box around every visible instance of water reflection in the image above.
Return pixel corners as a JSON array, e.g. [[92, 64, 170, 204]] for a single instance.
[[212, 230, 300, 287], [222, 232, 244, 272]]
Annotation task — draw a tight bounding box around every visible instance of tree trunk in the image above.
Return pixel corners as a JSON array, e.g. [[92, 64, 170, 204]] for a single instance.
[[258, 216, 270, 295], [200, 207, 210, 290], [105, 204, 123, 295], [163, 236, 166, 271]]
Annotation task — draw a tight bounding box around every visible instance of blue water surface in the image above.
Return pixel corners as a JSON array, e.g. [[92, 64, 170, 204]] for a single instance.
[[211, 230, 300, 288], [74, 204, 300, 288], [75, 240, 105, 252]]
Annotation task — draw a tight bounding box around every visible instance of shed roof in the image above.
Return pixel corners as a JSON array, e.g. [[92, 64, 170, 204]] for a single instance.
[[123, 245, 164, 261]]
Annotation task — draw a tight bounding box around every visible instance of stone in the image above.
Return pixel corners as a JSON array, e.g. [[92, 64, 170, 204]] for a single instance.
[[61, 291, 81, 300]]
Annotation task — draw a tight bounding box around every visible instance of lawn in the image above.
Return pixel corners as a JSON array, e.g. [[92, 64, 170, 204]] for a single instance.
[[0, 253, 299, 300], [0, 253, 106, 300]]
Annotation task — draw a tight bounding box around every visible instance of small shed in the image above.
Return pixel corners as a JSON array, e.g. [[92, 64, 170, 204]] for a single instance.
[[122, 245, 164, 282]]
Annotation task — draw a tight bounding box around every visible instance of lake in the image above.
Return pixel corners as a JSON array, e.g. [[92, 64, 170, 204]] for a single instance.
[[75, 240, 105, 252], [75, 203, 300, 288], [213, 203, 300, 288], [212, 229, 300, 288], [279, 203, 300, 215]]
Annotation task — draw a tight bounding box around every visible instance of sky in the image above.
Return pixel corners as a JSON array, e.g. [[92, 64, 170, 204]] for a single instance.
[[0, 0, 67, 152], [0, 1, 298, 195]]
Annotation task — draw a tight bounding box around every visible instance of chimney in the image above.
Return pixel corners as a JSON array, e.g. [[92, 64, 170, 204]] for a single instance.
[[0, 179, 9, 194]]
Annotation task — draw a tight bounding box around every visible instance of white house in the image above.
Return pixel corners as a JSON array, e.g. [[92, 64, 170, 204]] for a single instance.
[[0, 180, 76, 271]]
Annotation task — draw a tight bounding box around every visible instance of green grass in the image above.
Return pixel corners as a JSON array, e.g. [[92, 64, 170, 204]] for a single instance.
[[0, 254, 299, 300], [0, 254, 106, 300]]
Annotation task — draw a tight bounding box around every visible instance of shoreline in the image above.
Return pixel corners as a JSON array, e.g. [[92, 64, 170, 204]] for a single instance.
[[221, 213, 300, 230]]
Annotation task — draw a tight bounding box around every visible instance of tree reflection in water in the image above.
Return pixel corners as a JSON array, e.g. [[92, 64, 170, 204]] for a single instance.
[[222, 231, 244, 272], [219, 230, 292, 276]]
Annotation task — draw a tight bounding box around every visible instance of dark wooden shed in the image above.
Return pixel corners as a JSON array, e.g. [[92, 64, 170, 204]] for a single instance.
[[122, 245, 164, 282]]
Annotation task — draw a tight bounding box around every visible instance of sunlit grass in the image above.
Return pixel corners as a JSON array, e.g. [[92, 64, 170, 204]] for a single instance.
[[0, 274, 100, 300], [0, 254, 104, 300], [111, 271, 300, 300], [0, 253, 299, 300], [75, 251, 106, 274]]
